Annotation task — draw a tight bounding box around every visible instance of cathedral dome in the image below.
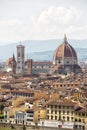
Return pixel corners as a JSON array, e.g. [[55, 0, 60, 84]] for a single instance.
[[52, 35, 82, 74], [53, 35, 77, 65]]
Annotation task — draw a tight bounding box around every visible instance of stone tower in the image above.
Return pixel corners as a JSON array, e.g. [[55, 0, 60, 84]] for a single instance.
[[12, 54, 16, 74], [27, 59, 33, 75], [17, 44, 25, 74]]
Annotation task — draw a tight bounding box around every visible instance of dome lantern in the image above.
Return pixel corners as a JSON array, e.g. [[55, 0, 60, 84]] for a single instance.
[[63, 34, 67, 44]]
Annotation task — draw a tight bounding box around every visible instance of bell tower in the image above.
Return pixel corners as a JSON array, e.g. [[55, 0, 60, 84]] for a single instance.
[[17, 44, 25, 74]]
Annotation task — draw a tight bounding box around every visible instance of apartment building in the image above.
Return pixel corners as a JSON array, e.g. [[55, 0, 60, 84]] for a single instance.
[[14, 109, 34, 125], [46, 101, 75, 122], [74, 107, 87, 130], [15, 111, 25, 125]]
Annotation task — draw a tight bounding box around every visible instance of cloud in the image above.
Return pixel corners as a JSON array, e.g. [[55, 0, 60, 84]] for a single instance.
[[31, 6, 80, 39], [66, 25, 87, 39], [0, 19, 22, 26], [0, 6, 85, 43], [37, 7, 79, 25], [0, 19, 27, 43]]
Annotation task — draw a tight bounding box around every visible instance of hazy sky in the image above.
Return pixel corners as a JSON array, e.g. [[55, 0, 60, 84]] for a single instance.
[[0, 0, 87, 43]]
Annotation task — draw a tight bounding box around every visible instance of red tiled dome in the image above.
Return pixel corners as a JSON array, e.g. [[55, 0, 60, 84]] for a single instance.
[[52, 35, 82, 74], [53, 35, 77, 60], [5, 57, 13, 66]]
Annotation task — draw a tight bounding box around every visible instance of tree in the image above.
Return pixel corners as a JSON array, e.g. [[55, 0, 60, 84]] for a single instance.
[[22, 125, 26, 130], [0, 103, 4, 114]]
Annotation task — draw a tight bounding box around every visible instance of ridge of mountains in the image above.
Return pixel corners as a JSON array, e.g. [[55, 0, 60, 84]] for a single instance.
[[0, 39, 87, 62]]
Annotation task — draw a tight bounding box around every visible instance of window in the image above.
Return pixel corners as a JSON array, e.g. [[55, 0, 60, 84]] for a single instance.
[[79, 119, 81, 122], [59, 116, 61, 120], [51, 105, 53, 108], [51, 110, 53, 114], [55, 116, 57, 120], [83, 119, 85, 123], [51, 116, 53, 120], [79, 113, 81, 116], [30, 115, 33, 117], [75, 118, 77, 122], [63, 111, 65, 114], [55, 110, 57, 114], [67, 106, 69, 109], [67, 116, 69, 121], [47, 110, 49, 113], [27, 119, 33, 121], [5, 111, 7, 114], [55, 105, 57, 108], [82, 113, 85, 116], [63, 116, 65, 120], [67, 111, 69, 115], [47, 115, 49, 119], [18, 53, 20, 57], [71, 117, 73, 121]]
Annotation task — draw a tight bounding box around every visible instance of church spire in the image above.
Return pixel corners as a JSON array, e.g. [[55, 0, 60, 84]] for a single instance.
[[13, 53, 16, 61], [12, 53, 16, 74]]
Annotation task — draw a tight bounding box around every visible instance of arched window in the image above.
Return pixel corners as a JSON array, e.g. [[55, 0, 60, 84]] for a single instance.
[[67, 116, 69, 121], [79, 119, 81, 122]]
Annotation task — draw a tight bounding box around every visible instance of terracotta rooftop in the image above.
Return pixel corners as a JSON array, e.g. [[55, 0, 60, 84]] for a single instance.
[[47, 100, 75, 106]]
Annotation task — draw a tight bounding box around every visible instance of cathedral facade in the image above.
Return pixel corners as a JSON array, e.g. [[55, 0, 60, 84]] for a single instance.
[[4, 35, 82, 75]]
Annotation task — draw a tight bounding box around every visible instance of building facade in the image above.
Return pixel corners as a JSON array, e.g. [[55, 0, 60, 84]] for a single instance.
[[15, 111, 25, 125], [46, 101, 75, 122]]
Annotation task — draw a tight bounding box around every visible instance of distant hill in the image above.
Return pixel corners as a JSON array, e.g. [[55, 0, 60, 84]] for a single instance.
[[28, 48, 87, 62], [0, 39, 87, 62]]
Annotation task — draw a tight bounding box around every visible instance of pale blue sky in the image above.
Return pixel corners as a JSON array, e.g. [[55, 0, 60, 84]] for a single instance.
[[0, 0, 87, 43]]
